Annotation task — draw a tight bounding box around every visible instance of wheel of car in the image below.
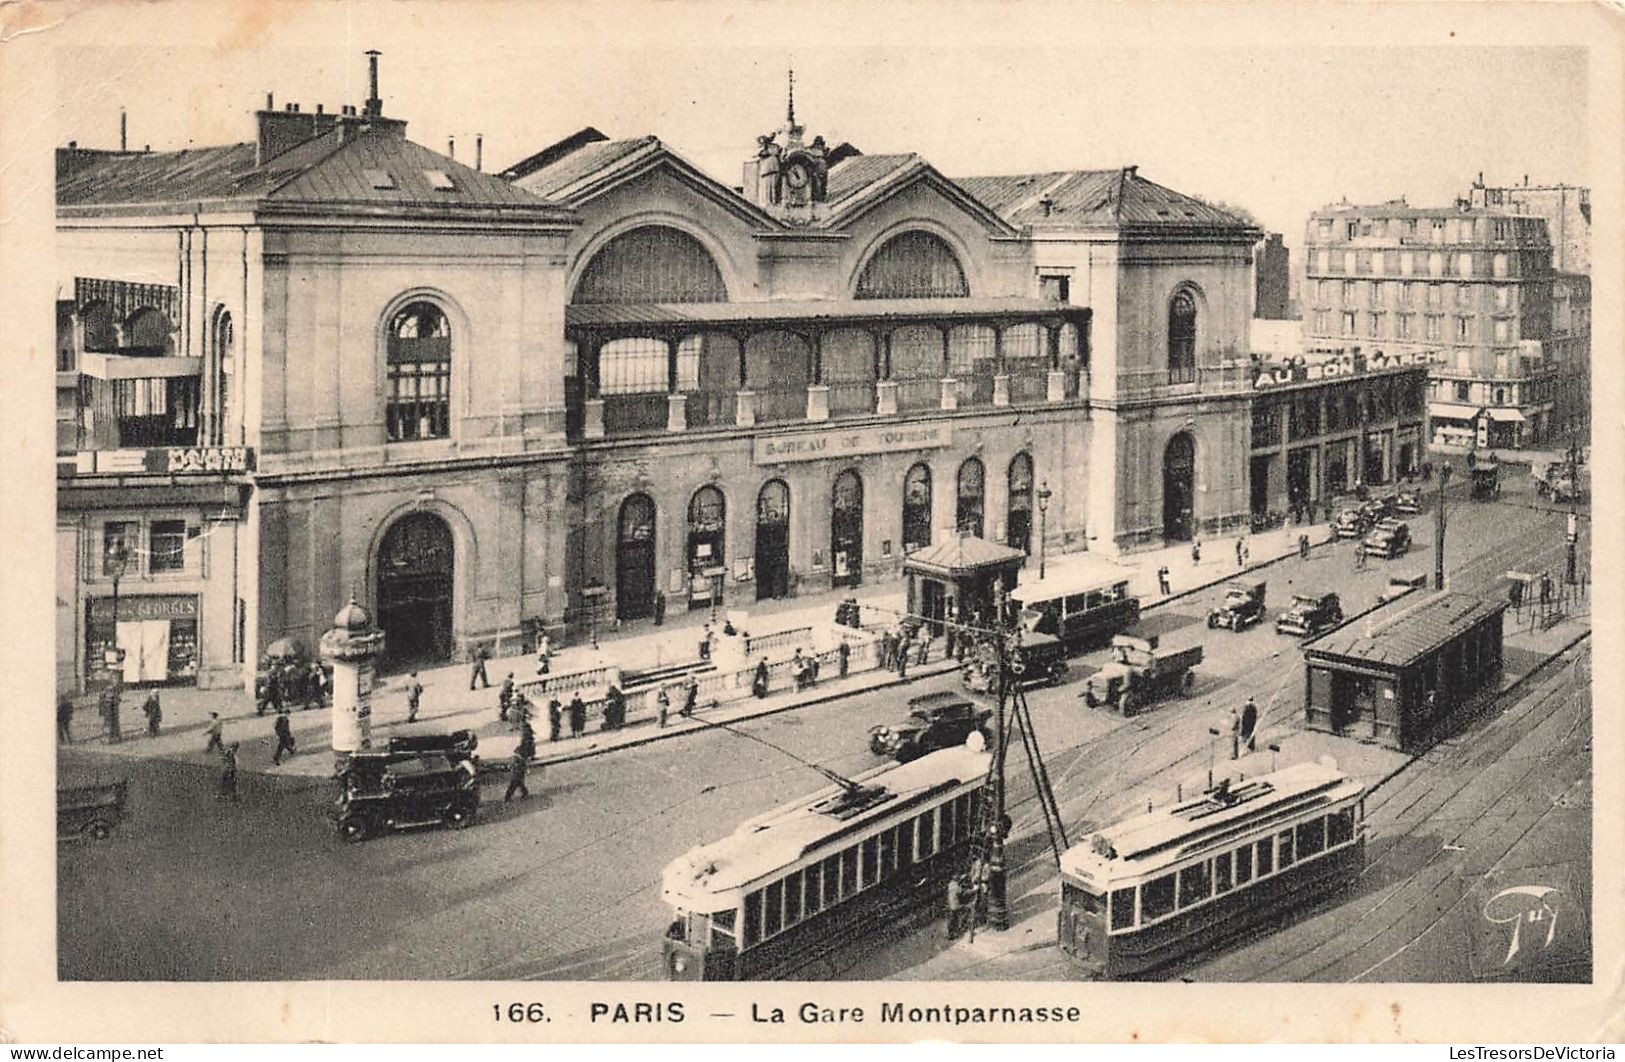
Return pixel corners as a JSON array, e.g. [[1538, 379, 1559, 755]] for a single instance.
[[1207, 614, 1219, 629], [338, 816, 371, 843], [445, 804, 475, 829], [868, 734, 888, 756], [83, 819, 113, 842], [1083, 690, 1099, 709], [1181, 671, 1195, 696], [1118, 692, 1136, 717]]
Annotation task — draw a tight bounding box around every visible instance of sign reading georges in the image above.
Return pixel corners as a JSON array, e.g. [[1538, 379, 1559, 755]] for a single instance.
[[754, 425, 951, 465], [89, 594, 200, 622]]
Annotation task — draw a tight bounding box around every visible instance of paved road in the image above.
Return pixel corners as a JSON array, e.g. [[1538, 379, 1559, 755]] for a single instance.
[[57, 467, 1590, 981]]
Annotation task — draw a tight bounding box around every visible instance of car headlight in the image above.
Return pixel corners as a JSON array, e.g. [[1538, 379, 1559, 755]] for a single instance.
[[672, 955, 688, 974]]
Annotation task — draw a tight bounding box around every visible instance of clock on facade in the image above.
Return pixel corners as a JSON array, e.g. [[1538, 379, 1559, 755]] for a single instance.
[[783, 160, 812, 191]]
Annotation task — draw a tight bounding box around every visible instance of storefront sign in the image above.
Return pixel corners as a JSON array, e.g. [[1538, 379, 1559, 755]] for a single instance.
[[88, 594, 200, 622], [753, 425, 950, 465], [63, 447, 256, 477], [1253, 349, 1444, 390]]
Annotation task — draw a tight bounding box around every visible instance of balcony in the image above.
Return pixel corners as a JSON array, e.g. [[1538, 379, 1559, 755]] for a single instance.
[[1118, 362, 1253, 395]]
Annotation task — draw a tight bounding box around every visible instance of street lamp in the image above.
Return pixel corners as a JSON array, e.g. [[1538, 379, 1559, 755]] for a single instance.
[[104, 539, 131, 677], [1036, 480, 1053, 580], [1433, 462, 1452, 591]]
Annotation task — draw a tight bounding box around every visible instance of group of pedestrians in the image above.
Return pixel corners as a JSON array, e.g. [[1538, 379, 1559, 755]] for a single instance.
[[256, 659, 327, 715], [878, 625, 932, 680], [58, 689, 169, 745]]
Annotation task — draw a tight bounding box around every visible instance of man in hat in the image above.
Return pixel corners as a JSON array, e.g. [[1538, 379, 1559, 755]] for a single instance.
[[504, 749, 530, 803], [568, 691, 586, 738], [469, 642, 491, 690], [142, 691, 162, 738], [498, 672, 515, 722], [272, 711, 296, 766], [547, 697, 563, 742], [1240, 696, 1259, 753], [204, 711, 224, 754], [218, 743, 241, 803], [406, 671, 423, 723]]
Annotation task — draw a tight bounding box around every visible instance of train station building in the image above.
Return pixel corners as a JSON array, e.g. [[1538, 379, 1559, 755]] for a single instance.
[[55, 56, 1278, 688]]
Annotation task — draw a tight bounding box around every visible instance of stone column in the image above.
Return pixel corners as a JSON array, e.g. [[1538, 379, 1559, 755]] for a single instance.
[[1047, 369, 1067, 402], [735, 389, 757, 427], [666, 393, 687, 432], [806, 384, 830, 421], [940, 377, 959, 411], [320, 597, 387, 762], [992, 374, 1011, 407], [876, 381, 899, 416]]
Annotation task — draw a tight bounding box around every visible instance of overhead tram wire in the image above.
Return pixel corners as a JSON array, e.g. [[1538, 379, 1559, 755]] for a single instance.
[[672, 706, 873, 795]]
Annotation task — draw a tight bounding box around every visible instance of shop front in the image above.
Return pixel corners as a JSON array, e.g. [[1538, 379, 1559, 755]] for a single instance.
[[86, 593, 201, 687]]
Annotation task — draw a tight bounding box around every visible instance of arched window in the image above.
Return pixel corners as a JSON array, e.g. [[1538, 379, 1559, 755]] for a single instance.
[[81, 302, 117, 352], [902, 462, 933, 554], [956, 457, 985, 538], [574, 226, 728, 305], [1007, 453, 1034, 553], [687, 486, 727, 609], [124, 307, 173, 356], [856, 231, 969, 299], [1168, 289, 1197, 382], [831, 469, 864, 588], [386, 301, 452, 441], [616, 493, 658, 621]]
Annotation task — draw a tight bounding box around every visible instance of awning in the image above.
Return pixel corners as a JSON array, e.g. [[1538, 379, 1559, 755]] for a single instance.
[[1427, 402, 1482, 421], [566, 296, 1088, 331], [1486, 408, 1527, 423]]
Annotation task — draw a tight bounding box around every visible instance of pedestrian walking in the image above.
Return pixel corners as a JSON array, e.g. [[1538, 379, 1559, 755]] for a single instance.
[[217, 743, 240, 803], [517, 720, 537, 763], [204, 711, 224, 754], [915, 632, 930, 666], [568, 691, 586, 738], [1191, 540, 1202, 566], [1354, 542, 1366, 571], [1228, 705, 1241, 760], [547, 697, 562, 742], [255, 675, 271, 716], [498, 673, 515, 721], [879, 630, 894, 670], [753, 658, 770, 698], [1240, 697, 1258, 752], [536, 633, 552, 675], [272, 711, 296, 765], [657, 686, 671, 728], [604, 684, 625, 731], [57, 695, 74, 744], [1157, 565, 1172, 596], [469, 643, 491, 690], [653, 590, 667, 627], [896, 635, 910, 680], [1235, 538, 1245, 567], [406, 671, 423, 723], [142, 692, 162, 738], [306, 661, 327, 709], [681, 678, 699, 718], [699, 624, 713, 661], [504, 750, 530, 802], [1298, 533, 1311, 560], [267, 666, 285, 714], [945, 875, 967, 940], [837, 639, 851, 678]]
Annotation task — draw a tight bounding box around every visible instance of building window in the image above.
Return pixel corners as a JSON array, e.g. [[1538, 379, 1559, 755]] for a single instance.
[[1455, 381, 1471, 402], [1492, 253, 1510, 278], [1370, 252, 1387, 277], [1494, 387, 1507, 405], [1494, 286, 1512, 311], [1345, 221, 1359, 240], [1342, 280, 1356, 304], [1316, 280, 1331, 304], [1426, 315, 1443, 341], [1369, 281, 1384, 306], [386, 301, 452, 441], [956, 457, 985, 537], [687, 485, 726, 586], [1343, 250, 1358, 274], [1251, 402, 1281, 449], [149, 520, 187, 573], [1494, 319, 1511, 343], [1426, 284, 1443, 309], [1397, 314, 1412, 339], [1455, 316, 1472, 342], [1456, 284, 1474, 307], [1316, 249, 1331, 274], [1493, 219, 1512, 241], [1341, 312, 1356, 336], [1430, 218, 1446, 244], [1314, 311, 1329, 334], [856, 231, 969, 299], [902, 462, 933, 554], [102, 521, 137, 576], [1428, 251, 1444, 277], [1368, 312, 1384, 338], [1039, 275, 1070, 303], [1318, 219, 1334, 240], [1168, 289, 1197, 381], [1007, 452, 1034, 554], [1400, 251, 1415, 276]]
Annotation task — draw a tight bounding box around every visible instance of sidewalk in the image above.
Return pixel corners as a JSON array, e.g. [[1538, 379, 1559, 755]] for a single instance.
[[60, 519, 1336, 768]]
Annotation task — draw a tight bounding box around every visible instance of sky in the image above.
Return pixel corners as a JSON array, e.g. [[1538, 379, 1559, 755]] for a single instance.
[[45, 2, 1592, 248]]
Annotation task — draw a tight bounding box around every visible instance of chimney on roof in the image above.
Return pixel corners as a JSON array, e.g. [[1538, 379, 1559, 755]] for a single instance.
[[1039, 195, 1054, 217], [448, 136, 456, 160], [364, 49, 383, 117], [266, 92, 274, 110], [1125, 165, 1138, 178], [119, 108, 127, 151], [475, 134, 483, 172], [316, 103, 324, 115]]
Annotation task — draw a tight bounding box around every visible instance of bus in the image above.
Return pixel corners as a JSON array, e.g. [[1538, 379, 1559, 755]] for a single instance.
[[661, 743, 990, 980], [1057, 760, 1365, 979], [1010, 556, 1141, 653]]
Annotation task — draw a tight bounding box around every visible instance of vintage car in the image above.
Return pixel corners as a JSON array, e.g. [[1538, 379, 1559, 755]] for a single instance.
[[1275, 591, 1344, 638], [1207, 579, 1267, 631], [868, 691, 992, 762], [962, 632, 1068, 693], [1393, 489, 1423, 515], [332, 747, 480, 842], [1333, 507, 1371, 539], [1362, 518, 1413, 559], [1360, 496, 1394, 523], [58, 780, 128, 842], [1379, 571, 1430, 604]]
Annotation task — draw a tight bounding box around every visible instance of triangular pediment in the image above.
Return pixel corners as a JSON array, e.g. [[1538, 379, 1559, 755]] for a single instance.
[[821, 158, 1018, 237]]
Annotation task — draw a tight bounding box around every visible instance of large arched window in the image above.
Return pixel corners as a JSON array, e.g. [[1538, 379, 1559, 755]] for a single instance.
[[1007, 452, 1034, 553], [574, 226, 728, 305], [956, 457, 985, 538], [902, 462, 933, 554], [124, 307, 173, 356], [687, 486, 727, 606], [855, 231, 969, 299], [831, 469, 865, 588], [1168, 289, 1197, 382], [80, 302, 117, 353], [386, 301, 452, 441]]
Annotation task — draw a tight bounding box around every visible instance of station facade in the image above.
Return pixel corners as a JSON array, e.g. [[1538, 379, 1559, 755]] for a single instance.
[[55, 58, 1267, 689]]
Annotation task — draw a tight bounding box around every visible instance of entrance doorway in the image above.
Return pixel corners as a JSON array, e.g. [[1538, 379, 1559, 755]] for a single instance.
[[755, 479, 790, 601], [831, 469, 864, 588], [1162, 432, 1195, 541], [1249, 454, 1273, 520], [377, 512, 454, 670], [1288, 448, 1314, 511], [1007, 452, 1034, 554], [617, 493, 657, 621]]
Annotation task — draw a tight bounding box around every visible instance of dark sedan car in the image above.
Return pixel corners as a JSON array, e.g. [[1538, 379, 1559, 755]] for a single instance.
[[1275, 591, 1344, 638], [869, 691, 993, 762]]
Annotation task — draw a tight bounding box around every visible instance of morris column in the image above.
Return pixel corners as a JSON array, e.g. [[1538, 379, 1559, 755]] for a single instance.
[[320, 597, 387, 765]]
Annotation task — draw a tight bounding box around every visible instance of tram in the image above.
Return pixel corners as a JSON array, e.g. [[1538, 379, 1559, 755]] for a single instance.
[[1057, 760, 1365, 979], [661, 743, 990, 980], [1010, 557, 1141, 654]]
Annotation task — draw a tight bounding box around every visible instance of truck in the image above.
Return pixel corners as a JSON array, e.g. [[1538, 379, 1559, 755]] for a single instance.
[[1081, 634, 1203, 717]]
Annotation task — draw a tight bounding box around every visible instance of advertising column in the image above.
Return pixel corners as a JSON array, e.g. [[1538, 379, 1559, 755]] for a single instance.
[[320, 597, 386, 761]]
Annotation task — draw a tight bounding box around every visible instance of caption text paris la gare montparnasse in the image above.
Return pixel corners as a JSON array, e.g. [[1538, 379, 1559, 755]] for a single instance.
[[588, 1000, 1085, 1025]]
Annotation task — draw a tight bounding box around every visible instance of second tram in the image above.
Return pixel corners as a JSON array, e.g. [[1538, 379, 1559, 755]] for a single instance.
[[1010, 558, 1141, 654], [1057, 761, 1366, 978], [661, 743, 990, 980]]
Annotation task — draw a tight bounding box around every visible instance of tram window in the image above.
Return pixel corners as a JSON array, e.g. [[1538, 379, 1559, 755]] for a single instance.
[[1111, 582, 1128, 600], [1297, 818, 1326, 858], [1256, 838, 1274, 877], [861, 837, 879, 889], [743, 891, 763, 947], [1065, 594, 1090, 616], [804, 862, 824, 916], [918, 810, 937, 859], [941, 800, 957, 844], [1142, 875, 1176, 922], [878, 828, 897, 876], [1214, 852, 1234, 894], [713, 907, 736, 933], [764, 880, 784, 937], [1277, 830, 1296, 869], [1066, 884, 1103, 915], [840, 848, 858, 899], [1328, 807, 1355, 847], [1110, 887, 1136, 931], [899, 820, 917, 865], [1177, 862, 1212, 908], [783, 870, 803, 927], [1235, 845, 1254, 884]]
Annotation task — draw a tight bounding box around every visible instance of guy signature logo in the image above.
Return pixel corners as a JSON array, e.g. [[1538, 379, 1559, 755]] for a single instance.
[[1482, 885, 1560, 966]]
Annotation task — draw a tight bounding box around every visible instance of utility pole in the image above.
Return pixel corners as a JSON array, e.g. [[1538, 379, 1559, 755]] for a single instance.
[[1434, 462, 1452, 591], [985, 583, 1010, 932]]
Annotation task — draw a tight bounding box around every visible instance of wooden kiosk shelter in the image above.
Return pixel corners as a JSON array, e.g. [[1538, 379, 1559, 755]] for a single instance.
[[903, 533, 1027, 636]]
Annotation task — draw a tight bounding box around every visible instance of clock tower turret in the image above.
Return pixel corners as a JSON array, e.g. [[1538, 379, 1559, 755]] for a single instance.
[[742, 69, 830, 222]]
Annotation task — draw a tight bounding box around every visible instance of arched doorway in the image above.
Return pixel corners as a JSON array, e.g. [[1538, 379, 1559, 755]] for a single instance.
[[902, 462, 933, 555], [755, 480, 791, 601], [617, 493, 657, 621], [1007, 452, 1034, 553], [1163, 433, 1196, 541], [831, 469, 864, 588], [957, 457, 985, 538], [376, 512, 455, 670], [687, 486, 726, 611]]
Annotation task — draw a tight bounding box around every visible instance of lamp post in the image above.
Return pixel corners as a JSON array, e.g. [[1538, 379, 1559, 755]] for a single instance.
[[985, 582, 1011, 932], [104, 540, 131, 685], [1036, 480, 1052, 580], [1434, 461, 1452, 591]]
